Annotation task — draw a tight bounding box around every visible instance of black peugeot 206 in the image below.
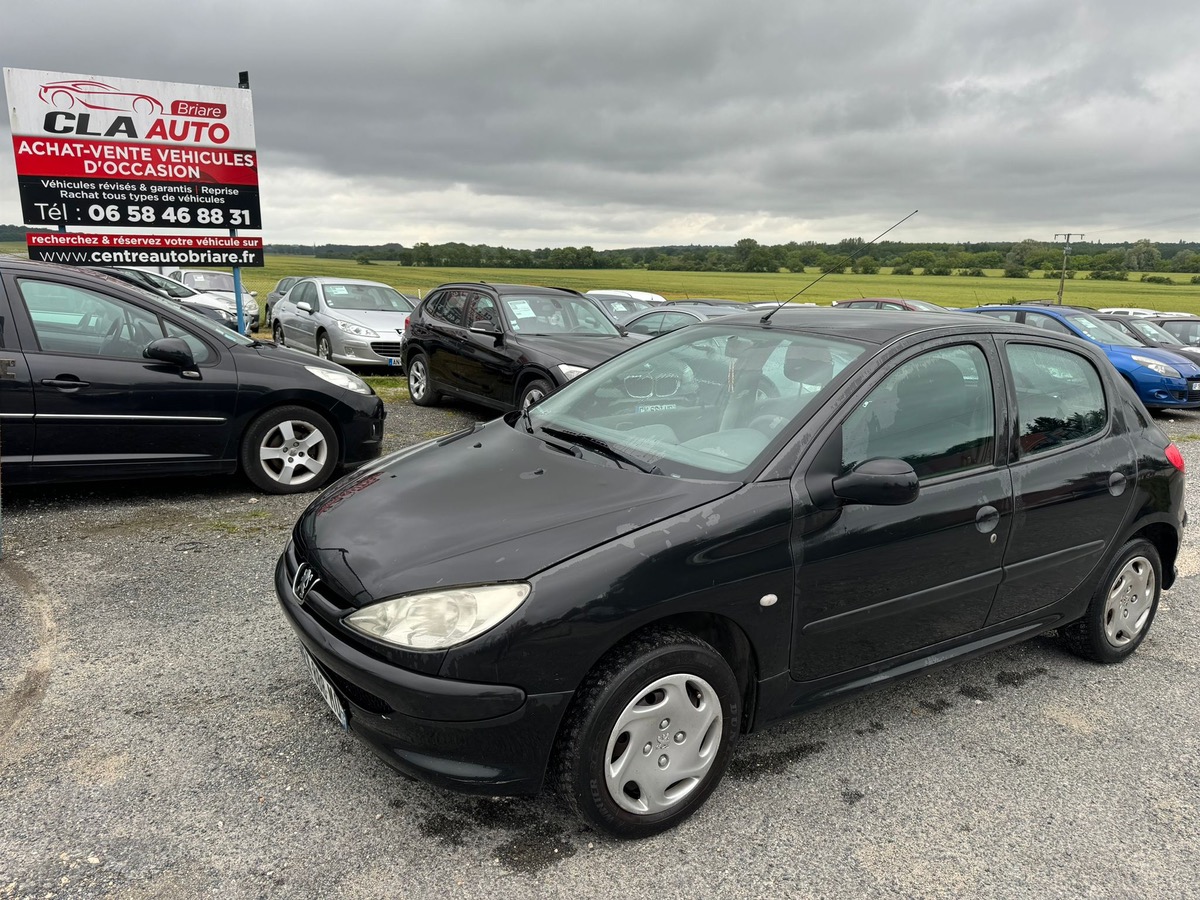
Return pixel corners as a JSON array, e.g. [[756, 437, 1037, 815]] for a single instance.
[[276, 307, 1185, 838]]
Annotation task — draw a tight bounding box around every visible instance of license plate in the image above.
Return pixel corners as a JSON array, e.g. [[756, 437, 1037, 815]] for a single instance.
[[1191, 382, 1200, 391], [387, 357, 403, 367], [302, 651, 348, 730]]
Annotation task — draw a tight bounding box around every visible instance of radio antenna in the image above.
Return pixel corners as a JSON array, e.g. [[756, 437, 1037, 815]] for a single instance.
[[761, 209, 918, 323]]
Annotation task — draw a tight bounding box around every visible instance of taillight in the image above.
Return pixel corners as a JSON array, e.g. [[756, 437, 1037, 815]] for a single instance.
[[404, 316, 410, 332], [1166, 442, 1185, 472]]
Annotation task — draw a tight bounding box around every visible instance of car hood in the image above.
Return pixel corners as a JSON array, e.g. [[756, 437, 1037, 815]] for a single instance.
[[329, 309, 410, 333], [512, 333, 641, 368], [293, 418, 739, 606]]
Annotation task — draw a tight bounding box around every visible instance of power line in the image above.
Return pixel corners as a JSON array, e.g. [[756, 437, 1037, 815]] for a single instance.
[[1054, 232, 1084, 305]]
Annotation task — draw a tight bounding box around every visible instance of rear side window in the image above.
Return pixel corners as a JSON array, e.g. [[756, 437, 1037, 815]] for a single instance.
[[1005, 343, 1106, 456], [1024, 313, 1072, 335], [842, 344, 995, 479], [425, 290, 468, 326]]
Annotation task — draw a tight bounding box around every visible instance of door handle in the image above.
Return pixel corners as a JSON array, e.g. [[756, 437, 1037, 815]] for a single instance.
[[975, 505, 1000, 534], [41, 377, 90, 390]]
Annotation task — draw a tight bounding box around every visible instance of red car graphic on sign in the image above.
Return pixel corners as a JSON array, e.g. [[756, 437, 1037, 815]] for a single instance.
[[38, 80, 164, 115]]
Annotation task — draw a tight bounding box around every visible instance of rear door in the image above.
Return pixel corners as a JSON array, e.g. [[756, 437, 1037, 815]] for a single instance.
[[986, 338, 1136, 623], [0, 278, 35, 473], [421, 289, 472, 391], [790, 337, 1013, 681]]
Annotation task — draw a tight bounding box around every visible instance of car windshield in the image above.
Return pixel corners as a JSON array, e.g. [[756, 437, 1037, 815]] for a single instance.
[[322, 283, 414, 311], [907, 299, 944, 312], [527, 324, 867, 478], [500, 294, 620, 335], [1065, 313, 1141, 347], [1129, 320, 1184, 345], [595, 296, 651, 316], [135, 270, 195, 299], [184, 272, 236, 293]]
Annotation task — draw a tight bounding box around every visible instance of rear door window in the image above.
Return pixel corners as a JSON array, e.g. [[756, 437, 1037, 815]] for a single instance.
[[1005, 343, 1107, 456]]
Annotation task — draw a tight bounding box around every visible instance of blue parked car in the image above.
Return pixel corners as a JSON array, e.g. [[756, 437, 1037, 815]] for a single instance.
[[965, 304, 1200, 410]]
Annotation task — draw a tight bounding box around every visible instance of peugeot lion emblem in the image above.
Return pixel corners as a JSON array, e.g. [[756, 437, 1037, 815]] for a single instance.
[[292, 564, 319, 605]]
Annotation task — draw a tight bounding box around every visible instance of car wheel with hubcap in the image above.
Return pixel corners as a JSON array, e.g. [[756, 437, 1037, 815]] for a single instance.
[[407, 352, 439, 406], [519, 378, 553, 409], [240, 405, 340, 494], [553, 628, 740, 838], [1059, 538, 1161, 663], [317, 332, 334, 360], [273, 321, 285, 346]]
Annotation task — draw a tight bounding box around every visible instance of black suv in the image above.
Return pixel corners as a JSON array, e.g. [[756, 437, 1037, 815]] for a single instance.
[[404, 283, 640, 410]]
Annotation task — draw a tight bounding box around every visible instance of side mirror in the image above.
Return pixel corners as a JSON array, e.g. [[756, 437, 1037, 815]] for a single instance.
[[297, 301, 314, 314], [250, 290, 259, 298], [144, 337, 197, 373], [832, 458, 919, 506]]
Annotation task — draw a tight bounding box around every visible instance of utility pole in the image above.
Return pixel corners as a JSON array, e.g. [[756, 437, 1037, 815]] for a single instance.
[[1055, 233, 1084, 304]]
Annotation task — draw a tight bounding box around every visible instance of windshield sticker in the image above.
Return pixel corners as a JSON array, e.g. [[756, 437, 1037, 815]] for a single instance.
[[326, 285, 349, 295], [508, 300, 536, 318]]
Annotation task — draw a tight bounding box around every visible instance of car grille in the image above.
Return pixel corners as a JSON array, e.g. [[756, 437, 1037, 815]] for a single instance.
[[1190, 384, 1200, 402], [370, 341, 404, 355]]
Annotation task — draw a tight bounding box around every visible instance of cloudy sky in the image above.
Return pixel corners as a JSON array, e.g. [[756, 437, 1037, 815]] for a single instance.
[[3, 0, 1200, 250]]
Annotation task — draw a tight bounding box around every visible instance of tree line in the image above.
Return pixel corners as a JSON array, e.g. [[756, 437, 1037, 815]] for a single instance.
[[263, 236, 1200, 275]]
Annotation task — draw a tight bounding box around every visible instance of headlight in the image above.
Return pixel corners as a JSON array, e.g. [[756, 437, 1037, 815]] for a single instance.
[[556, 364, 589, 380], [305, 365, 373, 395], [337, 321, 379, 338], [1132, 355, 1181, 379], [344, 583, 531, 650]]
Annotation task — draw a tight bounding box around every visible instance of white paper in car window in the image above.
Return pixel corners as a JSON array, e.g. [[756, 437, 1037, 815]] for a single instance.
[[508, 300, 536, 318], [326, 285, 349, 295]]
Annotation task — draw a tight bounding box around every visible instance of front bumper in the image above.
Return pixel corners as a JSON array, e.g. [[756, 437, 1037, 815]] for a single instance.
[[273, 550, 572, 795], [1136, 372, 1200, 408], [331, 336, 406, 370]]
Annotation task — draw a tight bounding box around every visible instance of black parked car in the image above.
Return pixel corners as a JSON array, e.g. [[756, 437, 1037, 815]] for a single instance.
[[1095, 314, 1200, 366], [276, 309, 1183, 837], [404, 283, 641, 410], [0, 259, 385, 494]]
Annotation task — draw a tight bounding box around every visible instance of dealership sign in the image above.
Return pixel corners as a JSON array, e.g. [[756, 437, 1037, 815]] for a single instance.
[[25, 231, 264, 267], [3, 68, 262, 233]]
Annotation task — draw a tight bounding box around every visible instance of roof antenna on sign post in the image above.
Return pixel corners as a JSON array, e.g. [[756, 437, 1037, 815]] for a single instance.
[[761, 210, 919, 324]]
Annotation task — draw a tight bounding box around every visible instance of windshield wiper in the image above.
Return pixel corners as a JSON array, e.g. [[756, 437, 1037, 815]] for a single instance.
[[538, 425, 662, 474]]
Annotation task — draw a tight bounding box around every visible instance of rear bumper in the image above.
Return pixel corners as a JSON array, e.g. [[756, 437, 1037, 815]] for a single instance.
[[273, 552, 572, 794]]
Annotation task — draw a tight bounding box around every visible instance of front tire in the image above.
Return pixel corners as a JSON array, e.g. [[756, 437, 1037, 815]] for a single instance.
[[240, 405, 340, 494], [1059, 538, 1161, 663], [407, 352, 439, 406], [317, 332, 334, 360], [553, 629, 740, 838], [519, 377, 553, 409], [272, 321, 285, 346]]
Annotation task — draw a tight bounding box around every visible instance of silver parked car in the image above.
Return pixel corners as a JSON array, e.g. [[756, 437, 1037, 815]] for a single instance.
[[272, 277, 416, 368]]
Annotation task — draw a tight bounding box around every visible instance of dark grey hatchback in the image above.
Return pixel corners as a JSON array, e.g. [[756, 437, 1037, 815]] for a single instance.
[[277, 308, 1184, 837]]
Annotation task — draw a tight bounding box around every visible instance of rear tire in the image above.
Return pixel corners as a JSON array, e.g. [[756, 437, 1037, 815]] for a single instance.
[[1059, 538, 1161, 663], [240, 405, 340, 494], [407, 352, 439, 406], [552, 628, 740, 838]]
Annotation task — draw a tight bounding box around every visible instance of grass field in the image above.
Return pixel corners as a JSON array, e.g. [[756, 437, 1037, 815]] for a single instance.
[[7, 242, 1200, 323]]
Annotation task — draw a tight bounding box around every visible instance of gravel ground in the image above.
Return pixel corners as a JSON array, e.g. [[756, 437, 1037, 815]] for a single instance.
[[1, 398, 1199, 900]]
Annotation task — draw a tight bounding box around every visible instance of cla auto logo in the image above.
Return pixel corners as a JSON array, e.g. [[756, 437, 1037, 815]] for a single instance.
[[292, 564, 320, 605]]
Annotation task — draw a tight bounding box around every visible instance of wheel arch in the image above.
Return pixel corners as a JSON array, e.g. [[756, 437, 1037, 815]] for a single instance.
[[554, 613, 761, 744], [514, 367, 557, 406], [1129, 520, 1179, 589], [235, 398, 348, 468]]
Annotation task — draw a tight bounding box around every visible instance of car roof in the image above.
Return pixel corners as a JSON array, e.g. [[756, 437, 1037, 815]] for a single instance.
[[299, 277, 400, 288], [431, 282, 585, 297], [713, 306, 1038, 345]]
